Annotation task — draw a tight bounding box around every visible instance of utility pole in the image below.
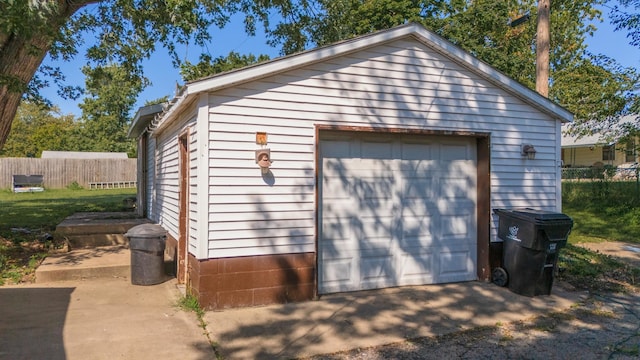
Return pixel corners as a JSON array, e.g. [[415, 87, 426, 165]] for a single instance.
[[536, 0, 550, 97]]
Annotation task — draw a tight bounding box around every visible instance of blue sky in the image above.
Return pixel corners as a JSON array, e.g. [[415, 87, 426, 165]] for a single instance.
[[40, 8, 640, 117]]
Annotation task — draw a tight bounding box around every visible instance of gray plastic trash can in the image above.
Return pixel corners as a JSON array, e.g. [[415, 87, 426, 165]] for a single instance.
[[492, 208, 573, 296], [125, 224, 167, 285]]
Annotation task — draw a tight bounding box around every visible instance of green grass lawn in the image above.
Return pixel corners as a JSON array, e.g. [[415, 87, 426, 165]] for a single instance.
[[559, 180, 640, 292], [0, 188, 137, 238], [0, 188, 136, 284], [563, 181, 640, 245]]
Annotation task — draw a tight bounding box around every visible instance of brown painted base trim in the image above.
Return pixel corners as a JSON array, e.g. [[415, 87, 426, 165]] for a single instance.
[[164, 235, 178, 276], [489, 241, 504, 273], [188, 253, 316, 310]]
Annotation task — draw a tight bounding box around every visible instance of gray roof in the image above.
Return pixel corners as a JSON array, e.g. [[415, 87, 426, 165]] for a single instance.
[[128, 103, 166, 139], [562, 115, 638, 148], [41, 151, 129, 159]]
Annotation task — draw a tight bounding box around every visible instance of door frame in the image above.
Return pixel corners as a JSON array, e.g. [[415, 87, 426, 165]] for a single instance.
[[314, 125, 491, 293], [178, 130, 190, 285]]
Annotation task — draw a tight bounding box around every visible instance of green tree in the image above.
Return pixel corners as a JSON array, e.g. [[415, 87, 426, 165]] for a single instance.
[[144, 96, 169, 106], [180, 51, 271, 81], [0, 0, 278, 150], [78, 64, 144, 155], [0, 101, 80, 157]]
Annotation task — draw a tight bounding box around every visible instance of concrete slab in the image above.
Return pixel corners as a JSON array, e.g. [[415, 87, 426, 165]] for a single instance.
[[36, 246, 130, 283], [203, 281, 587, 359], [0, 278, 215, 360], [55, 212, 151, 248]]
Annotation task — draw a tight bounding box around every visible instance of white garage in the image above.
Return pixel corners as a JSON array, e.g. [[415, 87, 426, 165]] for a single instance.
[[319, 131, 477, 293], [131, 22, 573, 309]]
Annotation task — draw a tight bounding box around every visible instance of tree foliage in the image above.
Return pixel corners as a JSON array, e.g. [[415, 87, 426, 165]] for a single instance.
[[180, 51, 271, 82], [0, 0, 275, 149], [1, 0, 639, 152], [0, 102, 80, 158], [611, 0, 640, 47], [77, 64, 145, 155]]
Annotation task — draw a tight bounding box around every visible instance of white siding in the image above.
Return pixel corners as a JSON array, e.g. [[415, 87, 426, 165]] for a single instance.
[[188, 126, 198, 254], [154, 115, 197, 249], [205, 39, 560, 258]]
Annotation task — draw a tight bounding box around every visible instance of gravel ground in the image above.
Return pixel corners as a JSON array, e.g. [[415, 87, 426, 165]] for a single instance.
[[304, 291, 640, 359]]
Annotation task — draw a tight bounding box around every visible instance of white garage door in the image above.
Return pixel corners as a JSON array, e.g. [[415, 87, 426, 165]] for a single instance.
[[318, 132, 477, 294]]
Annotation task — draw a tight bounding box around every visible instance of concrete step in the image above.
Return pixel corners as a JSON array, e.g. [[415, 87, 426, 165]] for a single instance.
[[55, 212, 151, 248], [36, 246, 131, 283]]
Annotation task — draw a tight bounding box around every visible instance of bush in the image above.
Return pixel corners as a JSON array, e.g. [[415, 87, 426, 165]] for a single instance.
[[563, 180, 640, 208], [66, 181, 83, 190]]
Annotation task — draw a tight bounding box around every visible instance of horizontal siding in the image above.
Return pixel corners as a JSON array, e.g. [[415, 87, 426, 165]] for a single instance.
[[206, 38, 561, 258], [154, 117, 197, 243], [188, 126, 198, 254]]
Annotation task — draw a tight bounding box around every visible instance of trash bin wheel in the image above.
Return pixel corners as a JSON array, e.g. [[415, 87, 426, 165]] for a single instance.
[[492, 267, 508, 287]]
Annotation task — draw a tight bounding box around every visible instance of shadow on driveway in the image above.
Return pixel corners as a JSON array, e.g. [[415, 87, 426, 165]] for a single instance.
[[0, 287, 73, 360]]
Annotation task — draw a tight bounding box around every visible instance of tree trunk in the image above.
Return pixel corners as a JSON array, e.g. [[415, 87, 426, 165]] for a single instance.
[[0, 1, 93, 150]]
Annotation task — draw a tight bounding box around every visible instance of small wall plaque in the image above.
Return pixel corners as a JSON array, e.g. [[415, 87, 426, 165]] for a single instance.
[[256, 132, 268, 145]]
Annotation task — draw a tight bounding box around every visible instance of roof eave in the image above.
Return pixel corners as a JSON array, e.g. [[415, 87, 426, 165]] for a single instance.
[[128, 103, 166, 138]]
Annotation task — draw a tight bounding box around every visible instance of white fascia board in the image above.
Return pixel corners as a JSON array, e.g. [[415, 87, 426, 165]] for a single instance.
[[195, 93, 210, 260]]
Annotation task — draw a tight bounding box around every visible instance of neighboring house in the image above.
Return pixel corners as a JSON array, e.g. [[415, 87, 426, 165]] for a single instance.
[[561, 115, 638, 168], [41, 151, 129, 159], [129, 23, 572, 310]]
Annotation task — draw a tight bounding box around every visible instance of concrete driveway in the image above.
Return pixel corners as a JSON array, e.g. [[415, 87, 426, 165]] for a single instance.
[[203, 281, 585, 359], [0, 278, 214, 360]]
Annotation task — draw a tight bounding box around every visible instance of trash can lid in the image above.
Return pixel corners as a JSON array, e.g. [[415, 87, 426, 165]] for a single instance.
[[494, 208, 573, 223], [125, 223, 167, 238]]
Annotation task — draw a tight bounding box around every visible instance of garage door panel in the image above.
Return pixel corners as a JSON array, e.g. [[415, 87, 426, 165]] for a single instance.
[[437, 248, 475, 282], [322, 176, 353, 200], [440, 177, 474, 199], [399, 203, 437, 219], [321, 216, 352, 243], [323, 216, 397, 252], [440, 213, 471, 237], [400, 216, 435, 245], [402, 177, 437, 200], [441, 144, 471, 161], [353, 177, 396, 204], [359, 253, 395, 287], [361, 140, 394, 159], [319, 133, 477, 294], [321, 140, 353, 158], [399, 251, 435, 284], [320, 257, 354, 291], [353, 215, 395, 242]]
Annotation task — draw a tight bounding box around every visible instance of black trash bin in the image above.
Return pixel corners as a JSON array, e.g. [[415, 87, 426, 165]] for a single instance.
[[125, 224, 167, 285], [492, 208, 573, 296]]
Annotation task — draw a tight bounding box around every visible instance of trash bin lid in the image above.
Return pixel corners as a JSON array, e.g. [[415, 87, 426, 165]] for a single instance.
[[125, 223, 167, 238], [494, 208, 573, 223]]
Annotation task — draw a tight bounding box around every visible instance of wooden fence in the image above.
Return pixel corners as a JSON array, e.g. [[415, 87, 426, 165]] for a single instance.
[[0, 158, 137, 189]]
